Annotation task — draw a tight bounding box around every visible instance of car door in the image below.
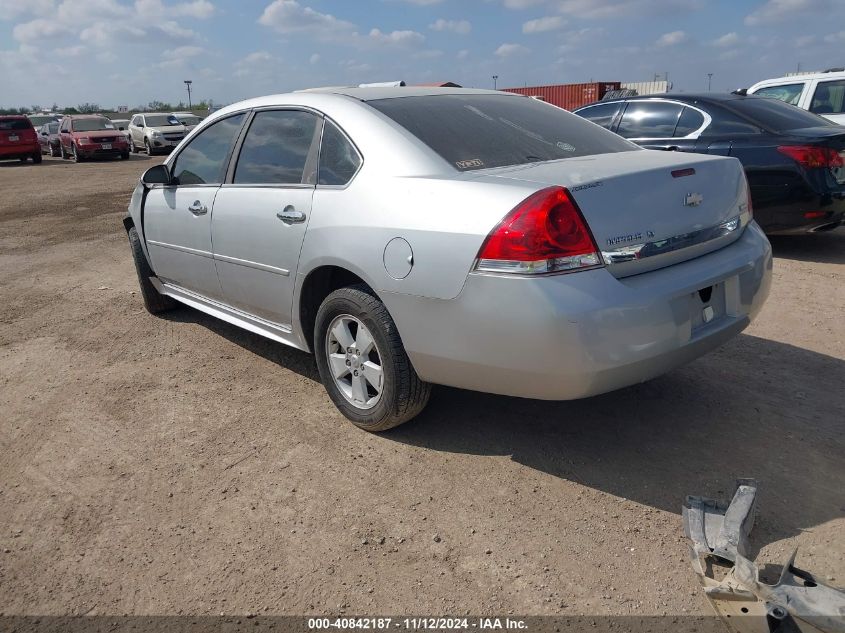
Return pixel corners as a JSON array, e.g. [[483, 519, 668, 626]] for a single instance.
[[59, 117, 71, 153], [143, 112, 247, 302], [210, 108, 322, 325], [130, 115, 144, 147]]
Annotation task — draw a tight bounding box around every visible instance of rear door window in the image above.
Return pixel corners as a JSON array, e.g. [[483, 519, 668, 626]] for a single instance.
[[674, 107, 706, 137], [233, 110, 320, 185], [318, 120, 362, 185], [752, 83, 805, 106], [810, 80, 845, 115], [367, 94, 635, 172], [617, 102, 684, 139], [575, 102, 622, 130], [172, 113, 246, 186]]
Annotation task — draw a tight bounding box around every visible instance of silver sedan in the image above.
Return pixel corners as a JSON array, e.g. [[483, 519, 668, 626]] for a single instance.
[[125, 87, 772, 431]]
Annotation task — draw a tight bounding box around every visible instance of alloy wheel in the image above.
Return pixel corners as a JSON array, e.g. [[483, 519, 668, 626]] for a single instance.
[[325, 314, 384, 410]]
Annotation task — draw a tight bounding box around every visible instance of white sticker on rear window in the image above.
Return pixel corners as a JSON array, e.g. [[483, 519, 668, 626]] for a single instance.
[[456, 158, 484, 169], [556, 142, 576, 152]]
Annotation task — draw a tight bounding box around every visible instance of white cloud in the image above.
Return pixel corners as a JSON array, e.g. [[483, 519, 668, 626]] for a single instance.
[[309, 53, 321, 64], [13, 18, 73, 42], [495, 42, 529, 57], [162, 45, 206, 58], [823, 30, 845, 43], [712, 32, 739, 47], [655, 30, 687, 47], [745, 0, 829, 25], [135, 0, 216, 19], [258, 0, 354, 37], [522, 16, 566, 33], [367, 28, 425, 46], [429, 18, 471, 34]]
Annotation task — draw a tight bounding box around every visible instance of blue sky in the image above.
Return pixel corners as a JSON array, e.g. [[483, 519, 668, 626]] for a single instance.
[[1, 0, 843, 109]]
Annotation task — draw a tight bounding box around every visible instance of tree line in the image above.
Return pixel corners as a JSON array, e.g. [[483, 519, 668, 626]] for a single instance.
[[0, 99, 214, 115]]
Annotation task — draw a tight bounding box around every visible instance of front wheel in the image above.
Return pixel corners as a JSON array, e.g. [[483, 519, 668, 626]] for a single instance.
[[314, 285, 431, 432], [72, 144, 83, 162], [145, 139, 153, 156]]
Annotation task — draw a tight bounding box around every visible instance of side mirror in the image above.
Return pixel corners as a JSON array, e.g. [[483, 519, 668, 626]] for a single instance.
[[141, 164, 173, 186], [118, 126, 125, 131]]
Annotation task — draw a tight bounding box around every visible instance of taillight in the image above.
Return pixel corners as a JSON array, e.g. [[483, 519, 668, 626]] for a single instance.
[[475, 186, 603, 275], [777, 145, 843, 169], [743, 177, 753, 221]]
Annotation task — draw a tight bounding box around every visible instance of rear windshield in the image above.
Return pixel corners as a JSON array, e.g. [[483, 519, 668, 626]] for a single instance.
[[0, 119, 32, 131], [28, 115, 56, 126], [726, 97, 837, 132], [72, 118, 114, 132], [368, 94, 637, 171]]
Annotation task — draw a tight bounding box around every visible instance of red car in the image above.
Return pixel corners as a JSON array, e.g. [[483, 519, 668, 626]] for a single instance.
[[59, 114, 130, 161], [0, 116, 42, 164]]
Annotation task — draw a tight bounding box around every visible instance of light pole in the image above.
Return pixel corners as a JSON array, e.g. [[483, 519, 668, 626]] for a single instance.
[[707, 73, 713, 92], [492, 75, 498, 90], [184, 80, 193, 109]]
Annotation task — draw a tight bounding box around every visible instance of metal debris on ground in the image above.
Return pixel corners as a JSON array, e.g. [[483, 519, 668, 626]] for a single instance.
[[683, 479, 845, 633]]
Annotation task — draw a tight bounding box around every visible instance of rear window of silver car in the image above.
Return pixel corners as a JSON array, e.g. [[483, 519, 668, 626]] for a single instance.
[[367, 94, 637, 171]]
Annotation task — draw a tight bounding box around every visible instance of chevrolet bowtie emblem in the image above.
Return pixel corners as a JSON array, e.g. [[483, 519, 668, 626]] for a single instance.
[[685, 192, 704, 207]]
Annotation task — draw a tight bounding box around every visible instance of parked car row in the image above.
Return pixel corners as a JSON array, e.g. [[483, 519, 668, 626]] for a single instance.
[[0, 111, 206, 164]]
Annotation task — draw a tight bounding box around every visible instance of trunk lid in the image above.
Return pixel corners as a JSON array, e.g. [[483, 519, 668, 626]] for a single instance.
[[0, 119, 36, 146], [479, 150, 751, 277]]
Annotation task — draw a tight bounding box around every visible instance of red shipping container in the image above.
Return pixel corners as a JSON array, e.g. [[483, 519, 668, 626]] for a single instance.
[[502, 82, 621, 111]]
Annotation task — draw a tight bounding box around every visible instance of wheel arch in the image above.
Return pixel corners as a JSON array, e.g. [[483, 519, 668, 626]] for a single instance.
[[296, 264, 388, 354]]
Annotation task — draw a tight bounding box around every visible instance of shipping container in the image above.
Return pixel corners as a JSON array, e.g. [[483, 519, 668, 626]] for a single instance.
[[621, 80, 671, 96], [501, 82, 621, 110]]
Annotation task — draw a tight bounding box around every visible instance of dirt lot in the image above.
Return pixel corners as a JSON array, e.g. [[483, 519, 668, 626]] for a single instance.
[[0, 155, 843, 618]]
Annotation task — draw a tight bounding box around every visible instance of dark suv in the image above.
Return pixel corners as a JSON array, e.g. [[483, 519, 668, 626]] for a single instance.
[[0, 116, 41, 164], [59, 115, 130, 162]]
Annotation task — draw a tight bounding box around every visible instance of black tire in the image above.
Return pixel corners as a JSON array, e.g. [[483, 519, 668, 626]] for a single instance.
[[60, 143, 69, 160], [50, 142, 60, 157], [314, 285, 430, 432], [127, 226, 178, 314], [19, 156, 27, 163], [120, 152, 129, 160], [72, 144, 83, 163], [145, 139, 153, 156], [32, 153, 42, 164]]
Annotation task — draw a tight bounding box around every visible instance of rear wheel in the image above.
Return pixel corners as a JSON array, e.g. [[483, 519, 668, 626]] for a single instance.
[[19, 156, 27, 163], [127, 226, 177, 314], [314, 285, 430, 432], [31, 152, 42, 164], [120, 151, 129, 160]]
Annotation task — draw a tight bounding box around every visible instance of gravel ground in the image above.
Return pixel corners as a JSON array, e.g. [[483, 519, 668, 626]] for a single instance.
[[0, 155, 842, 618]]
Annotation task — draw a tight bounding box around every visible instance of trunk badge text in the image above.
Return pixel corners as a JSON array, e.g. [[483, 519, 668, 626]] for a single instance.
[[684, 192, 704, 207]]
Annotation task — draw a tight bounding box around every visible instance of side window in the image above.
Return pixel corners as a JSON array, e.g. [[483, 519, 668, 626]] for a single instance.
[[576, 103, 621, 130], [616, 102, 684, 139], [172, 113, 246, 186], [811, 80, 845, 115], [674, 107, 705, 137], [60, 119, 69, 133], [753, 83, 805, 106], [318, 120, 362, 186], [234, 110, 319, 185]]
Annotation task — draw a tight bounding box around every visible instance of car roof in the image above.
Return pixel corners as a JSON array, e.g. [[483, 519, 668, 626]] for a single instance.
[[0, 114, 28, 119], [751, 70, 845, 85], [578, 93, 770, 108], [295, 86, 515, 101], [66, 114, 109, 119]]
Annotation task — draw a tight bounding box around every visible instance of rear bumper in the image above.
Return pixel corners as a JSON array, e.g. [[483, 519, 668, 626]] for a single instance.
[[0, 143, 38, 158], [753, 187, 845, 234], [382, 223, 772, 400]]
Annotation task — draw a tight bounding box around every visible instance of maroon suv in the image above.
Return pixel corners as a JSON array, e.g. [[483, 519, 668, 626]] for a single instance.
[[59, 115, 130, 161], [0, 116, 41, 164]]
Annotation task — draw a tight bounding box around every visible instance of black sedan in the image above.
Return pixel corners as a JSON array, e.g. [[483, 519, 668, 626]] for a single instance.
[[574, 93, 845, 234]]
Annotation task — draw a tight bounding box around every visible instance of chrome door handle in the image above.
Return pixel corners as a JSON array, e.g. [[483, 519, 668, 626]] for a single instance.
[[188, 200, 207, 215], [276, 206, 306, 224]]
